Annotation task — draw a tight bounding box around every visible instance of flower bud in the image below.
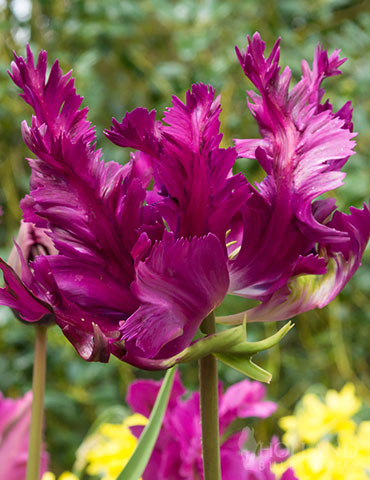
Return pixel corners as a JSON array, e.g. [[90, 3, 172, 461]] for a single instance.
[[7, 221, 57, 325]]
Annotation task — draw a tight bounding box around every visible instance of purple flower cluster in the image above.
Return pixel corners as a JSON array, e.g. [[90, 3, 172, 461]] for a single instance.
[[127, 374, 297, 480], [0, 33, 368, 367]]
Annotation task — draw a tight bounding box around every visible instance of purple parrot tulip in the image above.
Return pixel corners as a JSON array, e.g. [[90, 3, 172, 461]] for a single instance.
[[0, 391, 48, 479], [0, 34, 368, 367]]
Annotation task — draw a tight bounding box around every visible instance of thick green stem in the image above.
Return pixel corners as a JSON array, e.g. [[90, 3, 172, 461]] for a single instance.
[[26, 325, 48, 480], [199, 312, 221, 480]]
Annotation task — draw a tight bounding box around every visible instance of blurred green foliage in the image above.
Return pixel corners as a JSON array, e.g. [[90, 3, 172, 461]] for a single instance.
[[0, 0, 370, 474]]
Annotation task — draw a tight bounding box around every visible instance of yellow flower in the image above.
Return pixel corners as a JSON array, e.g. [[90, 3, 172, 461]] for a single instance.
[[356, 421, 370, 466], [41, 472, 78, 480], [273, 439, 369, 480], [324, 383, 361, 431], [272, 442, 336, 479], [42, 474, 56, 480], [336, 421, 370, 472], [279, 383, 361, 448], [84, 413, 148, 480]]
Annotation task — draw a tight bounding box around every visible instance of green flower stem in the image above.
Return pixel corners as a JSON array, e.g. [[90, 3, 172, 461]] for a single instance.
[[26, 325, 48, 480], [199, 312, 221, 480]]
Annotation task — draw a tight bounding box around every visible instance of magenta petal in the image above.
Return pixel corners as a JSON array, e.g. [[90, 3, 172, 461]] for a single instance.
[[108, 83, 249, 241], [158, 83, 248, 239], [226, 204, 370, 324], [220, 434, 246, 480], [129, 374, 283, 479], [281, 469, 299, 480], [8, 48, 175, 365], [30, 256, 120, 362], [121, 232, 229, 358], [11, 47, 152, 285], [219, 379, 277, 430], [47, 256, 139, 318], [228, 191, 314, 299], [235, 32, 356, 247], [126, 372, 185, 417], [325, 203, 370, 260], [121, 304, 184, 359], [60, 319, 111, 362], [105, 108, 161, 157], [227, 32, 365, 307]]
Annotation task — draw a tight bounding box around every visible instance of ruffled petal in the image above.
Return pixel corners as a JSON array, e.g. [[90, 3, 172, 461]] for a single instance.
[[235, 32, 355, 245], [120, 232, 229, 359], [219, 379, 277, 430], [126, 372, 185, 417], [220, 204, 370, 324], [105, 108, 161, 156], [228, 191, 318, 299], [10, 47, 157, 290], [107, 83, 250, 241], [228, 33, 360, 302], [7, 48, 168, 362]]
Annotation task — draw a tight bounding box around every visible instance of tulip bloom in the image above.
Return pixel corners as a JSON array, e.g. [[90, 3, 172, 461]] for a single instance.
[[0, 391, 48, 479], [0, 34, 368, 367]]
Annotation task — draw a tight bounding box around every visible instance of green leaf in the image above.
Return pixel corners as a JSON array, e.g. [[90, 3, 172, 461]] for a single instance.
[[116, 366, 177, 480]]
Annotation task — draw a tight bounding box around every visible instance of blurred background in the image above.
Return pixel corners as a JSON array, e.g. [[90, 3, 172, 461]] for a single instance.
[[0, 0, 370, 474]]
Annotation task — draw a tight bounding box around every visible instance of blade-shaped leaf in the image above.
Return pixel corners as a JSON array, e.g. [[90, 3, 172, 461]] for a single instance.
[[117, 366, 177, 480]]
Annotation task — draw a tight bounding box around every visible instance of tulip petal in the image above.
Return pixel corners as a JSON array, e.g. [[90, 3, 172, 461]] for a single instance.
[[235, 33, 355, 244], [220, 204, 370, 324], [107, 84, 250, 241], [121, 232, 229, 358]]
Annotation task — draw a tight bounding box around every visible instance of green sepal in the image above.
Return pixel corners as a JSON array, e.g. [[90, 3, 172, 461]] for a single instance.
[[215, 322, 294, 383], [116, 366, 177, 480], [121, 321, 293, 371], [172, 320, 293, 363], [226, 320, 294, 354], [215, 352, 272, 383], [171, 323, 245, 363]]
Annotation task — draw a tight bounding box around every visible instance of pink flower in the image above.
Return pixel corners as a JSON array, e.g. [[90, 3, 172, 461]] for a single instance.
[[0, 391, 48, 479], [127, 374, 296, 480]]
